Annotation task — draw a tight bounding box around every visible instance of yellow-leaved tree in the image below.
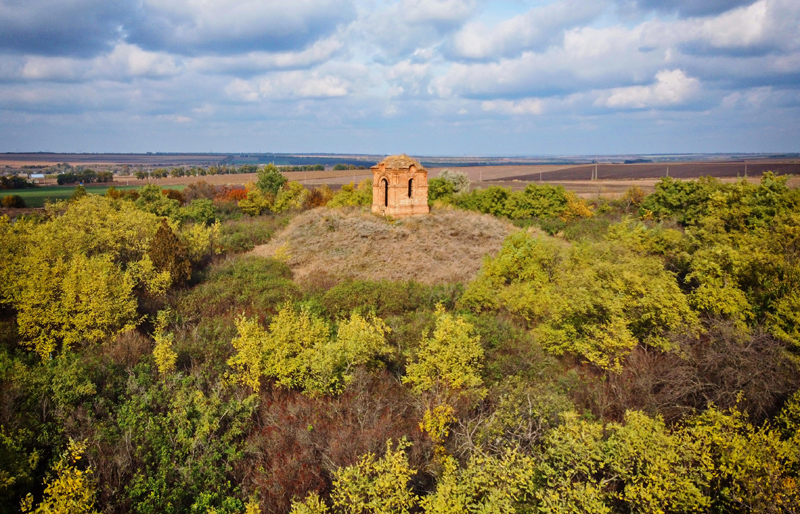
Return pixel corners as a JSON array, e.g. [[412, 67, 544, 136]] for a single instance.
[[152, 310, 178, 375], [402, 306, 485, 457], [2, 196, 218, 359], [402, 306, 484, 396], [291, 438, 418, 514], [227, 304, 393, 395], [20, 439, 98, 514]]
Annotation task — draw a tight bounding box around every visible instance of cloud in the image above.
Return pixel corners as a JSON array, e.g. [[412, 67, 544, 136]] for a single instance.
[[597, 69, 700, 108], [0, 0, 133, 56], [226, 71, 350, 101], [189, 37, 344, 75], [127, 0, 356, 55], [0, 0, 355, 58], [634, 0, 755, 17], [450, 0, 607, 60], [1, 0, 799, 153], [11, 44, 181, 82], [481, 98, 544, 115], [400, 0, 477, 25]]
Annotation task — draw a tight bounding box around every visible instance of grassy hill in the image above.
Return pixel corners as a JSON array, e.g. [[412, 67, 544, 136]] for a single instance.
[[251, 207, 514, 285]]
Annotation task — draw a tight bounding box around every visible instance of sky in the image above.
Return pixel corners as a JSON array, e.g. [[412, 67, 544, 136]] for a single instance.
[[0, 0, 799, 155]]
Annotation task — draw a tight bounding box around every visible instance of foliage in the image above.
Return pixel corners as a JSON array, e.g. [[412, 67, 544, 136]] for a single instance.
[[21, 439, 98, 514], [16, 252, 139, 359], [461, 231, 697, 370], [1, 175, 36, 189], [177, 256, 299, 321], [183, 198, 217, 225], [304, 185, 334, 209], [183, 181, 217, 202], [149, 219, 192, 286], [330, 438, 417, 514], [115, 372, 256, 513], [134, 184, 181, 219], [274, 182, 309, 213], [453, 183, 593, 222], [238, 188, 274, 216], [256, 164, 288, 196], [2, 195, 26, 208], [328, 179, 372, 207], [152, 310, 177, 375], [437, 169, 471, 194], [427, 178, 455, 203], [227, 305, 393, 396], [403, 305, 484, 395], [0, 195, 217, 359], [161, 188, 184, 205]]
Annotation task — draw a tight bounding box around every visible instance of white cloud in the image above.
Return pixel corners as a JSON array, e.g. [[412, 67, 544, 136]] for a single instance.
[[481, 98, 544, 115], [451, 0, 606, 60], [190, 37, 343, 74], [598, 69, 700, 108], [700, 0, 768, 48], [18, 43, 181, 81], [226, 71, 350, 101]]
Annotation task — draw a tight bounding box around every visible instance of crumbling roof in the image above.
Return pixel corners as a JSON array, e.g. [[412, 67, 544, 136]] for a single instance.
[[371, 154, 426, 171]]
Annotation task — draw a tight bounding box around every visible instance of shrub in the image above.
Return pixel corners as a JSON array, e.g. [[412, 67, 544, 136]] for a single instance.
[[227, 305, 393, 396], [1, 195, 25, 208], [437, 169, 470, 194], [161, 188, 185, 205], [183, 180, 217, 202], [328, 179, 372, 207], [461, 232, 697, 370], [304, 185, 334, 209], [428, 177, 455, 203], [176, 256, 299, 320], [149, 219, 192, 286], [183, 198, 217, 225]]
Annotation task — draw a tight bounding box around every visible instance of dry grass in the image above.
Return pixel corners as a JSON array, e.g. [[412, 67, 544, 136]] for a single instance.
[[250, 207, 515, 284]]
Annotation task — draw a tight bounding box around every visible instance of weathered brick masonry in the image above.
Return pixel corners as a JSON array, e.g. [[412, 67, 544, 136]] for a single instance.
[[371, 154, 430, 217]]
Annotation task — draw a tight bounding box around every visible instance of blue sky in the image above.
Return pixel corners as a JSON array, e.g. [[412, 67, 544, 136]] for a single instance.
[[1, 0, 798, 155]]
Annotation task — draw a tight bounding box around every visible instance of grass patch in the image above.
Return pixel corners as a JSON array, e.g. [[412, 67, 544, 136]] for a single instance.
[[10, 184, 186, 207], [175, 255, 300, 322], [218, 214, 293, 254]]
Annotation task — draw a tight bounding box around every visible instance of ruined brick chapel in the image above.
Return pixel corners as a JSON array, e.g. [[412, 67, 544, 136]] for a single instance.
[[371, 154, 429, 217]]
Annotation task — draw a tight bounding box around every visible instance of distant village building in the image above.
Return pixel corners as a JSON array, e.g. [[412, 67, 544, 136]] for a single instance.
[[371, 155, 429, 217]]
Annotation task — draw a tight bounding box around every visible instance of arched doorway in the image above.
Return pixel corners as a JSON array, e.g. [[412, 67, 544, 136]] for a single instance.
[[408, 178, 413, 198], [382, 178, 389, 207]]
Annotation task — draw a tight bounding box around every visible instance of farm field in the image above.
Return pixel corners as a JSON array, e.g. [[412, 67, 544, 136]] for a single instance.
[[502, 160, 800, 181], [6, 184, 185, 207]]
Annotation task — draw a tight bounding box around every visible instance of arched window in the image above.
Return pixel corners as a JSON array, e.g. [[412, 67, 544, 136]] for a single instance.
[[408, 178, 413, 198], [382, 178, 389, 207]]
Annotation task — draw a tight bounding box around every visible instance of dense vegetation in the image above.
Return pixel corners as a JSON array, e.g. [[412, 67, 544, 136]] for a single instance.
[[1, 172, 799, 513]]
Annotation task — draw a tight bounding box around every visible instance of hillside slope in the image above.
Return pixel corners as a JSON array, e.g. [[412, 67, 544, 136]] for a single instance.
[[250, 207, 514, 284]]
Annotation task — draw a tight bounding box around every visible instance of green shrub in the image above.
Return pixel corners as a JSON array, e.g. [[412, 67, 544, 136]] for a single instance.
[[1, 195, 26, 208], [320, 280, 462, 320], [177, 256, 299, 320]]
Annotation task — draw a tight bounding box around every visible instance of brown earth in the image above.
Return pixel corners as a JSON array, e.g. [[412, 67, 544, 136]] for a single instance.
[[250, 207, 515, 285]]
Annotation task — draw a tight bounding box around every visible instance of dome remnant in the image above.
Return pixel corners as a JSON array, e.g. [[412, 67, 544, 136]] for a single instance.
[[371, 154, 429, 217]]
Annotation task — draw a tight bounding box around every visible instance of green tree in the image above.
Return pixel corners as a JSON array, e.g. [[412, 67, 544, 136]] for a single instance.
[[256, 164, 287, 196]]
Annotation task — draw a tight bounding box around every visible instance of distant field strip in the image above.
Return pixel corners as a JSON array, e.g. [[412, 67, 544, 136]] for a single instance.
[[502, 161, 800, 181], [7, 184, 185, 207]]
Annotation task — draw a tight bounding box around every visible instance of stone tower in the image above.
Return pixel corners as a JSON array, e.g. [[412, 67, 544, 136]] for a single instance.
[[371, 154, 429, 217]]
